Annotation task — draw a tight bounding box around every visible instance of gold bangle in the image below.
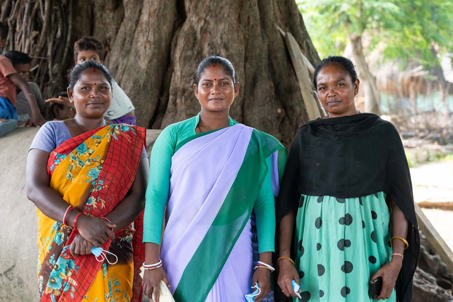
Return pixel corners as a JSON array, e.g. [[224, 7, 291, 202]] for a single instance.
[[392, 236, 409, 249], [277, 256, 295, 265]]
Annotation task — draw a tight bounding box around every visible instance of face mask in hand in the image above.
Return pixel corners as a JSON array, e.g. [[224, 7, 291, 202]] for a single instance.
[[91, 246, 118, 265], [245, 282, 261, 302]]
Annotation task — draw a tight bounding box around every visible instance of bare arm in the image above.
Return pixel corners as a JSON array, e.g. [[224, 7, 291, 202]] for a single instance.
[[26, 148, 117, 246], [142, 242, 169, 302], [277, 211, 300, 298], [373, 200, 408, 299], [8, 73, 45, 126], [26, 149, 73, 221]]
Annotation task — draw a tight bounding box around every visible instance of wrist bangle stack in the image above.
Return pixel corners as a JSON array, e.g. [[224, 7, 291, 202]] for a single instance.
[[254, 261, 275, 272], [277, 256, 295, 265], [392, 236, 409, 249], [62, 205, 73, 225], [73, 212, 84, 229], [142, 260, 163, 271]]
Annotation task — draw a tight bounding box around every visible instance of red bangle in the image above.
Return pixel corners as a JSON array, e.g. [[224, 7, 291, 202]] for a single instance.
[[62, 205, 73, 225], [73, 212, 84, 229], [101, 216, 112, 223]]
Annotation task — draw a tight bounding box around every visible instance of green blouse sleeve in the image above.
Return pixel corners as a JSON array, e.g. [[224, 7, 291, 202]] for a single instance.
[[143, 126, 175, 244], [254, 158, 276, 253]]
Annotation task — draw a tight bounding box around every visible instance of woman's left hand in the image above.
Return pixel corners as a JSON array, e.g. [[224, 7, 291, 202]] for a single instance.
[[251, 268, 271, 302], [370, 258, 403, 300]]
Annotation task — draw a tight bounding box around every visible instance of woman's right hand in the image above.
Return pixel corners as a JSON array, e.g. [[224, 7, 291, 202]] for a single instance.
[[76, 215, 116, 246], [277, 260, 300, 298], [142, 267, 169, 302], [69, 234, 94, 255]]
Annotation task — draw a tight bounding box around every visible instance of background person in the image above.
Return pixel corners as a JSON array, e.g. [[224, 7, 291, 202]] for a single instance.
[[5, 50, 45, 125], [277, 56, 419, 302], [142, 56, 286, 302], [26, 61, 147, 301], [44, 91, 74, 120], [0, 22, 45, 136]]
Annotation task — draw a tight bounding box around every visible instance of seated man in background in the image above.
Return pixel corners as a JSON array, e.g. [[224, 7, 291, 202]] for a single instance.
[[0, 22, 45, 137], [5, 50, 46, 125]]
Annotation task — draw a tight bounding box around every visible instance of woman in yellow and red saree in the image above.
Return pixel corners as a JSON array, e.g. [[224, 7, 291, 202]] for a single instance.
[[26, 61, 148, 302]]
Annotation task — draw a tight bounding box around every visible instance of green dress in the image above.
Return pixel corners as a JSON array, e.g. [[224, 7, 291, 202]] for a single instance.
[[294, 193, 395, 301]]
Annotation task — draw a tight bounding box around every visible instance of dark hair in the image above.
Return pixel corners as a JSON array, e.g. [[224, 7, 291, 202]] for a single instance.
[[73, 36, 104, 62], [4, 50, 32, 66], [194, 55, 237, 84], [68, 61, 112, 90], [313, 56, 358, 89], [0, 22, 8, 40]]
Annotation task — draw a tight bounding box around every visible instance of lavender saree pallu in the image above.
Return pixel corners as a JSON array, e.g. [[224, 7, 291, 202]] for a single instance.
[[161, 124, 284, 302]]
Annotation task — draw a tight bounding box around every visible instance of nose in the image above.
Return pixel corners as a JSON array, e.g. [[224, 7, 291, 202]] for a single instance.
[[210, 81, 222, 93], [89, 87, 100, 97]]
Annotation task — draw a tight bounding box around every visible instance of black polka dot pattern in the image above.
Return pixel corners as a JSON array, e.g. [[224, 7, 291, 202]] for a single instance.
[[299, 270, 305, 279], [336, 197, 345, 203], [315, 217, 322, 229], [298, 240, 304, 255], [317, 264, 325, 276], [371, 231, 377, 243], [296, 193, 388, 301], [300, 291, 311, 302], [341, 261, 353, 273], [339, 214, 353, 225], [337, 239, 351, 250], [341, 286, 351, 297], [299, 195, 305, 208]]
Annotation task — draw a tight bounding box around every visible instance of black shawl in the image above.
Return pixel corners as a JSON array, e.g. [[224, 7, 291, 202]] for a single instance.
[[278, 113, 419, 302]]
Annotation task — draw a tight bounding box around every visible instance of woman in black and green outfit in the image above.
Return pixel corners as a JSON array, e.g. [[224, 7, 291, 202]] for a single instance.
[[277, 56, 419, 302]]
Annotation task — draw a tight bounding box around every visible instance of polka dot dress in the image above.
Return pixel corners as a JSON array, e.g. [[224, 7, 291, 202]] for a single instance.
[[293, 192, 396, 301]]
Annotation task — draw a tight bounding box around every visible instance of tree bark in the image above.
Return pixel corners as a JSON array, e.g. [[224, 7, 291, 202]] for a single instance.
[[347, 34, 381, 115], [1, 0, 319, 145]]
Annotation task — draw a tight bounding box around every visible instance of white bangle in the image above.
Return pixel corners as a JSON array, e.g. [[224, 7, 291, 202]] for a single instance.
[[143, 260, 162, 268], [255, 261, 275, 272]]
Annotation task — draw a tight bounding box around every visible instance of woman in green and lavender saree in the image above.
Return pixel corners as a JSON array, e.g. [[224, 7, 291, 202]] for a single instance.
[[142, 56, 286, 302]]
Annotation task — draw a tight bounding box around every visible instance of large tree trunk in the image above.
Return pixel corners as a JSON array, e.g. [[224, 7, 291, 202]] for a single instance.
[[1, 0, 319, 145], [347, 34, 381, 115]]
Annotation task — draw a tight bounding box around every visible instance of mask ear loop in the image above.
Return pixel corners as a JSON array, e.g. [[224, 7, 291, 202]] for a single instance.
[[245, 282, 261, 301], [92, 248, 118, 265]]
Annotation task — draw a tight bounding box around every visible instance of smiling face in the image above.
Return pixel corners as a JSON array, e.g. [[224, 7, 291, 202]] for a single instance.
[[193, 64, 239, 114], [68, 68, 112, 119], [315, 63, 359, 117]]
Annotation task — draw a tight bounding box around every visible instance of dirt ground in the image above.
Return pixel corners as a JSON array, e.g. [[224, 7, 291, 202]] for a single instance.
[[410, 158, 453, 252]]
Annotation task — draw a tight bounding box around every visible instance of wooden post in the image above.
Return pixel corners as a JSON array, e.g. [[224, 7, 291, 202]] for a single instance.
[[415, 203, 453, 271]]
